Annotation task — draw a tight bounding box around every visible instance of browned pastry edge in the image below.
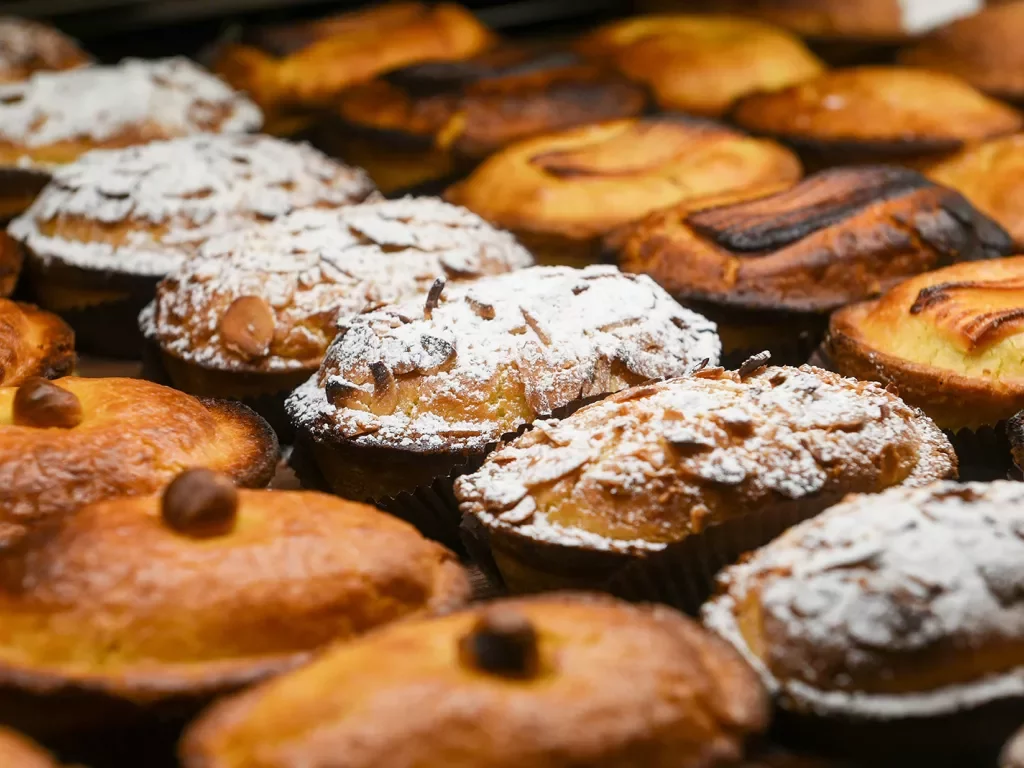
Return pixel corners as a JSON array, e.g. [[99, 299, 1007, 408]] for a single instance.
[[1, 302, 76, 385], [200, 398, 280, 490]]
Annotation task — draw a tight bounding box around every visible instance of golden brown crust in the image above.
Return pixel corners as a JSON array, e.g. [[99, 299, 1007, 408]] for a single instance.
[[732, 67, 1022, 163], [444, 115, 802, 244], [0, 300, 74, 386], [0, 18, 90, 84], [182, 593, 768, 768], [214, 2, 494, 135], [826, 256, 1024, 429], [0, 728, 58, 767], [613, 165, 1013, 312], [0, 377, 278, 543], [577, 14, 823, 117]]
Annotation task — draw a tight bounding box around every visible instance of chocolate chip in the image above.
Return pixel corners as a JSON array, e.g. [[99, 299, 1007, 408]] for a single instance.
[[161, 468, 238, 538], [220, 295, 275, 360], [458, 609, 540, 678], [738, 351, 771, 379], [12, 378, 82, 429], [424, 277, 446, 319]]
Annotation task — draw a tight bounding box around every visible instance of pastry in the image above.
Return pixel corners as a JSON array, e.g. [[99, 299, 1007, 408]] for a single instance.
[[612, 165, 1013, 365], [0, 377, 277, 546], [928, 134, 1024, 249], [456, 362, 956, 597], [182, 594, 769, 768], [0, 57, 261, 222], [8, 133, 374, 357], [731, 66, 1022, 170], [0, 728, 58, 767], [326, 45, 649, 193], [577, 14, 823, 117], [0, 299, 73, 386], [900, 3, 1024, 103], [140, 198, 533, 435], [287, 265, 721, 546], [445, 115, 802, 267], [213, 1, 494, 136], [0, 17, 89, 83], [703, 480, 1024, 763], [0, 468, 469, 735], [1003, 724, 1024, 768]]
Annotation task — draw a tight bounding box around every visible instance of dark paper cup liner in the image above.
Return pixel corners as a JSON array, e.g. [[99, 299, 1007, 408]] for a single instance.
[[459, 514, 506, 594], [947, 422, 1013, 482], [58, 297, 150, 359], [720, 329, 822, 370]]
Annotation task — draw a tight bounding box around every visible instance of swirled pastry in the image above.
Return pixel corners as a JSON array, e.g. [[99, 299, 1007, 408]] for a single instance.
[[0, 299, 73, 386], [0, 18, 89, 84]]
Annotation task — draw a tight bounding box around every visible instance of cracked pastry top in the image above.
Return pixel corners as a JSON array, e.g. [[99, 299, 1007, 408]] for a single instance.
[[141, 198, 533, 376], [613, 165, 1013, 313], [457, 365, 955, 556], [0, 472, 469, 726], [827, 256, 1024, 430], [703, 480, 1024, 755], [0, 299, 73, 387], [0, 57, 261, 173], [731, 67, 1022, 163], [213, 1, 494, 135], [0, 17, 90, 84], [335, 46, 649, 159], [444, 115, 802, 254], [182, 594, 768, 768], [576, 14, 823, 117], [0, 377, 277, 547], [287, 265, 722, 454], [8, 133, 375, 281]]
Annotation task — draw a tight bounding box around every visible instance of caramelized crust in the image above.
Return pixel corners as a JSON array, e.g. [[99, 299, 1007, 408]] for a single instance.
[[0, 18, 89, 84], [182, 594, 768, 768], [704, 481, 1024, 720], [732, 67, 1022, 160], [0, 489, 468, 702], [613, 166, 1012, 312], [0, 728, 58, 767], [0, 377, 277, 543], [213, 2, 494, 134], [0, 300, 73, 386], [827, 256, 1024, 429], [444, 116, 802, 244], [577, 14, 823, 117], [336, 47, 649, 159]]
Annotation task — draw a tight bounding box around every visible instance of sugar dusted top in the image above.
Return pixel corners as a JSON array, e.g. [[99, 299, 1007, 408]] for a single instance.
[[286, 265, 722, 452], [142, 198, 534, 372], [8, 134, 374, 278]]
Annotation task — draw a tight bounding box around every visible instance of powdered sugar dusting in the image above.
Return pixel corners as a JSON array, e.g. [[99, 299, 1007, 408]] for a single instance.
[[8, 134, 374, 277], [703, 481, 1024, 719], [142, 198, 534, 372], [456, 365, 955, 553], [286, 265, 722, 451]]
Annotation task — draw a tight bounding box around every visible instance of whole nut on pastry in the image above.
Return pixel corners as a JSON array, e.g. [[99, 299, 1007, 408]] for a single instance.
[[12, 377, 82, 429], [161, 468, 239, 538], [458, 609, 540, 678], [219, 295, 276, 360]]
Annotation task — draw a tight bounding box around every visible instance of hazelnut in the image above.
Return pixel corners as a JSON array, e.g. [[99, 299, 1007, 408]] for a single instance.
[[12, 378, 82, 429], [458, 609, 540, 678], [161, 468, 239, 538], [220, 295, 275, 360]]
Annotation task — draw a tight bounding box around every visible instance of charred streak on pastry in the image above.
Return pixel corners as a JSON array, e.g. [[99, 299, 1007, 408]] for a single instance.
[[383, 48, 583, 96]]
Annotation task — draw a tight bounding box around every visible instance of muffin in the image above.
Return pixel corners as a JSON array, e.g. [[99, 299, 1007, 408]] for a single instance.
[[213, 1, 494, 136], [0, 299, 73, 386], [612, 165, 1013, 365], [0, 729, 59, 767], [731, 66, 1022, 170], [140, 198, 533, 435], [0, 57, 261, 223], [325, 46, 649, 194], [703, 480, 1024, 763], [0, 17, 89, 84], [577, 15, 823, 118], [287, 265, 721, 546], [8, 133, 374, 357], [445, 115, 802, 267], [1004, 725, 1024, 768], [927, 134, 1024, 249], [0, 467, 469, 736], [182, 593, 769, 768], [0, 377, 277, 546], [456, 362, 956, 601]]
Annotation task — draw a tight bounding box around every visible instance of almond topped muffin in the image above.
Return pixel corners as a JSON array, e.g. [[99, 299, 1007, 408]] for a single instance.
[[9, 133, 374, 357], [732, 66, 1022, 169], [0, 17, 89, 84]]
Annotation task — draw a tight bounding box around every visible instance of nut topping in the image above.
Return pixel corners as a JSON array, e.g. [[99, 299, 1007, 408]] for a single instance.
[[12, 378, 82, 429], [161, 468, 239, 538], [458, 609, 540, 678], [738, 351, 771, 379], [220, 295, 276, 360], [424, 277, 446, 319]]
